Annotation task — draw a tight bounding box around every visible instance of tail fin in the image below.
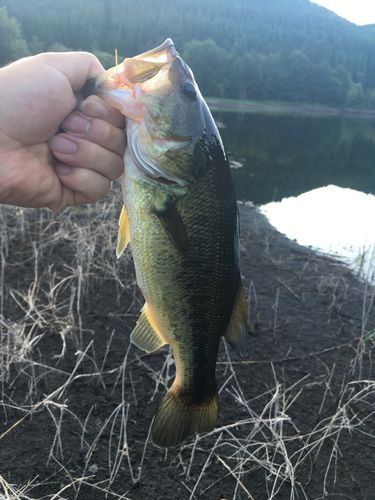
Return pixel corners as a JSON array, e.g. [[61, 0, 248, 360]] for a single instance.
[[151, 385, 218, 448]]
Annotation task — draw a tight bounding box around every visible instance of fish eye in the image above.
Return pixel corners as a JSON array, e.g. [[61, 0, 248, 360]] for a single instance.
[[180, 80, 197, 101]]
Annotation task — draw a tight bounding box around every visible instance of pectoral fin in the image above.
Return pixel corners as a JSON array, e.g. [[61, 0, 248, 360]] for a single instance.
[[131, 303, 168, 353], [152, 195, 189, 257], [223, 280, 248, 356], [116, 205, 130, 258]]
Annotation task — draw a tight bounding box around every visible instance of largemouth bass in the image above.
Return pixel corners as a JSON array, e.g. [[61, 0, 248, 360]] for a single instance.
[[84, 39, 248, 448]]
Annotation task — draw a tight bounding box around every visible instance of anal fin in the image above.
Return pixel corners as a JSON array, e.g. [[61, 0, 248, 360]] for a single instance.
[[116, 205, 130, 258], [223, 280, 248, 356], [131, 303, 168, 353]]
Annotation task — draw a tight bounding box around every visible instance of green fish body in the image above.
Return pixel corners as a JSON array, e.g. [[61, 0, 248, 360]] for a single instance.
[[85, 39, 247, 448]]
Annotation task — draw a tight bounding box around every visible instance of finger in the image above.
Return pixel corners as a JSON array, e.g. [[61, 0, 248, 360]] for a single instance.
[[61, 112, 126, 157], [80, 95, 126, 128], [53, 162, 112, 204], [36, 52, 105, 92], [49, 134, 124, 181]]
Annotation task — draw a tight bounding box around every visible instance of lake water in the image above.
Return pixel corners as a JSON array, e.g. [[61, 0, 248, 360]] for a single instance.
[[212, 111, 375, 282], [213, 111, 375, 205]]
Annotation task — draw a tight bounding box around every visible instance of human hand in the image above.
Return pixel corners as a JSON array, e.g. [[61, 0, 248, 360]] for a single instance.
[[0, 52, 126, 211]]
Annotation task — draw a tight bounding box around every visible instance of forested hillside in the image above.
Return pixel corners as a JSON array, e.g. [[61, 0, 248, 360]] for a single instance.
[[1, 0, 375, 108]]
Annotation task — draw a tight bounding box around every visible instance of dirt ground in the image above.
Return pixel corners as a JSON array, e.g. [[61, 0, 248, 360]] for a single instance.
[[1, 197, 375, 500]]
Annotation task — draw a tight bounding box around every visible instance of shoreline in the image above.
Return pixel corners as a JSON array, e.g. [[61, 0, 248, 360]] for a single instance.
[[206, 98, 375, 118]]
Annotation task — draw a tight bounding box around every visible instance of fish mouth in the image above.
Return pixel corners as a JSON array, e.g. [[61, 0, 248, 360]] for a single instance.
[[83, 39, 193, 187], [83, 39, 177, 116]]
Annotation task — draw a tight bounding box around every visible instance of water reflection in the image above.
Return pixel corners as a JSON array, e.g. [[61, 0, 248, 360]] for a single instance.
[[213, 111, 375, 205], [262, 186, 375, 283]]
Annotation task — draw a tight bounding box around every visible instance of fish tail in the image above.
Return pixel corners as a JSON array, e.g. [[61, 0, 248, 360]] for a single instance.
[[151, 384, 218, 448]]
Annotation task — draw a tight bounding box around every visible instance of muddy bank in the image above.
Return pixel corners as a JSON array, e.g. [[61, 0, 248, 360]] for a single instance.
[[1, 200, 375, 500]]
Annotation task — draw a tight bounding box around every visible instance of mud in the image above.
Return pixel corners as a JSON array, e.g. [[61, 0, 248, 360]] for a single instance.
[[1, 200, 374, 500]]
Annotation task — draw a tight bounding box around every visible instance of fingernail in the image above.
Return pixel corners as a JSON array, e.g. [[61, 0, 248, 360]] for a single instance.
[[80, 97, 108, 118], [55, 164, 72, 176], [62, 114, 91, 134], [49, 136, 77, 154]]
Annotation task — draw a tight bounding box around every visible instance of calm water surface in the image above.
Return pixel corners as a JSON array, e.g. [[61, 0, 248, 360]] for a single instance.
[[212, 111, 375, 205]]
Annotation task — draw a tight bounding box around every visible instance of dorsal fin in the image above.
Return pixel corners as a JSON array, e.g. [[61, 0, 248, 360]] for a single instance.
[[131, 303, 168, 353], [116, 205, 130, 258], [223, 280, 248, 356]]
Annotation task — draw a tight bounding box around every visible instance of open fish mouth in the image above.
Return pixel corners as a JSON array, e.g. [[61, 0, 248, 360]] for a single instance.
[[95, 38, 176, 87], [84, 39, 193, 187], [87, 38, 178, 119]]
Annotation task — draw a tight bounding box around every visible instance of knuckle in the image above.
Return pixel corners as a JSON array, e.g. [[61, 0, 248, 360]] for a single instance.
[[85, 142, 102, 166]]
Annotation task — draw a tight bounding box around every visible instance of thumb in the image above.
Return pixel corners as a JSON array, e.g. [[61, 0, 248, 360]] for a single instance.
[[35, 51, 105, 92]]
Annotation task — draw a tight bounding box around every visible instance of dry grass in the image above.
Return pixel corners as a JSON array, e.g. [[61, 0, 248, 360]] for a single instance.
[[1, 187, 375, 500]]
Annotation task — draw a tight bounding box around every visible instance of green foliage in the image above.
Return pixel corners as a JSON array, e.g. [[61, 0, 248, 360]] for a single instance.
[[28, 35, 45, 55], [0, 6, 28, 66], [91, 48, 125, 70], [182, 40, 233, 98], [346, 81, 365, 107], [92, 50, 116, 69], [363, 328, 375, 343], [48, 42, 71, 52], [1, 0, 375, 107]]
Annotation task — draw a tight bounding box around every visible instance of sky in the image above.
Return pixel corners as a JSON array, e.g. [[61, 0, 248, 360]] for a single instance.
[[312, 0, 375, 26]]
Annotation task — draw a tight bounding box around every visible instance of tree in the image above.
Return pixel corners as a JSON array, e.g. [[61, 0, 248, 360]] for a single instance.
[[0, 6, 28, 66], [233, 52, 264, 100], [346, 81, 364, 107], [48, 43, 71, 52], [92, 49, 124, 69], [2, 0, 375, 107], [28, 36, 45, 55], [182, 39, 233, 98]]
